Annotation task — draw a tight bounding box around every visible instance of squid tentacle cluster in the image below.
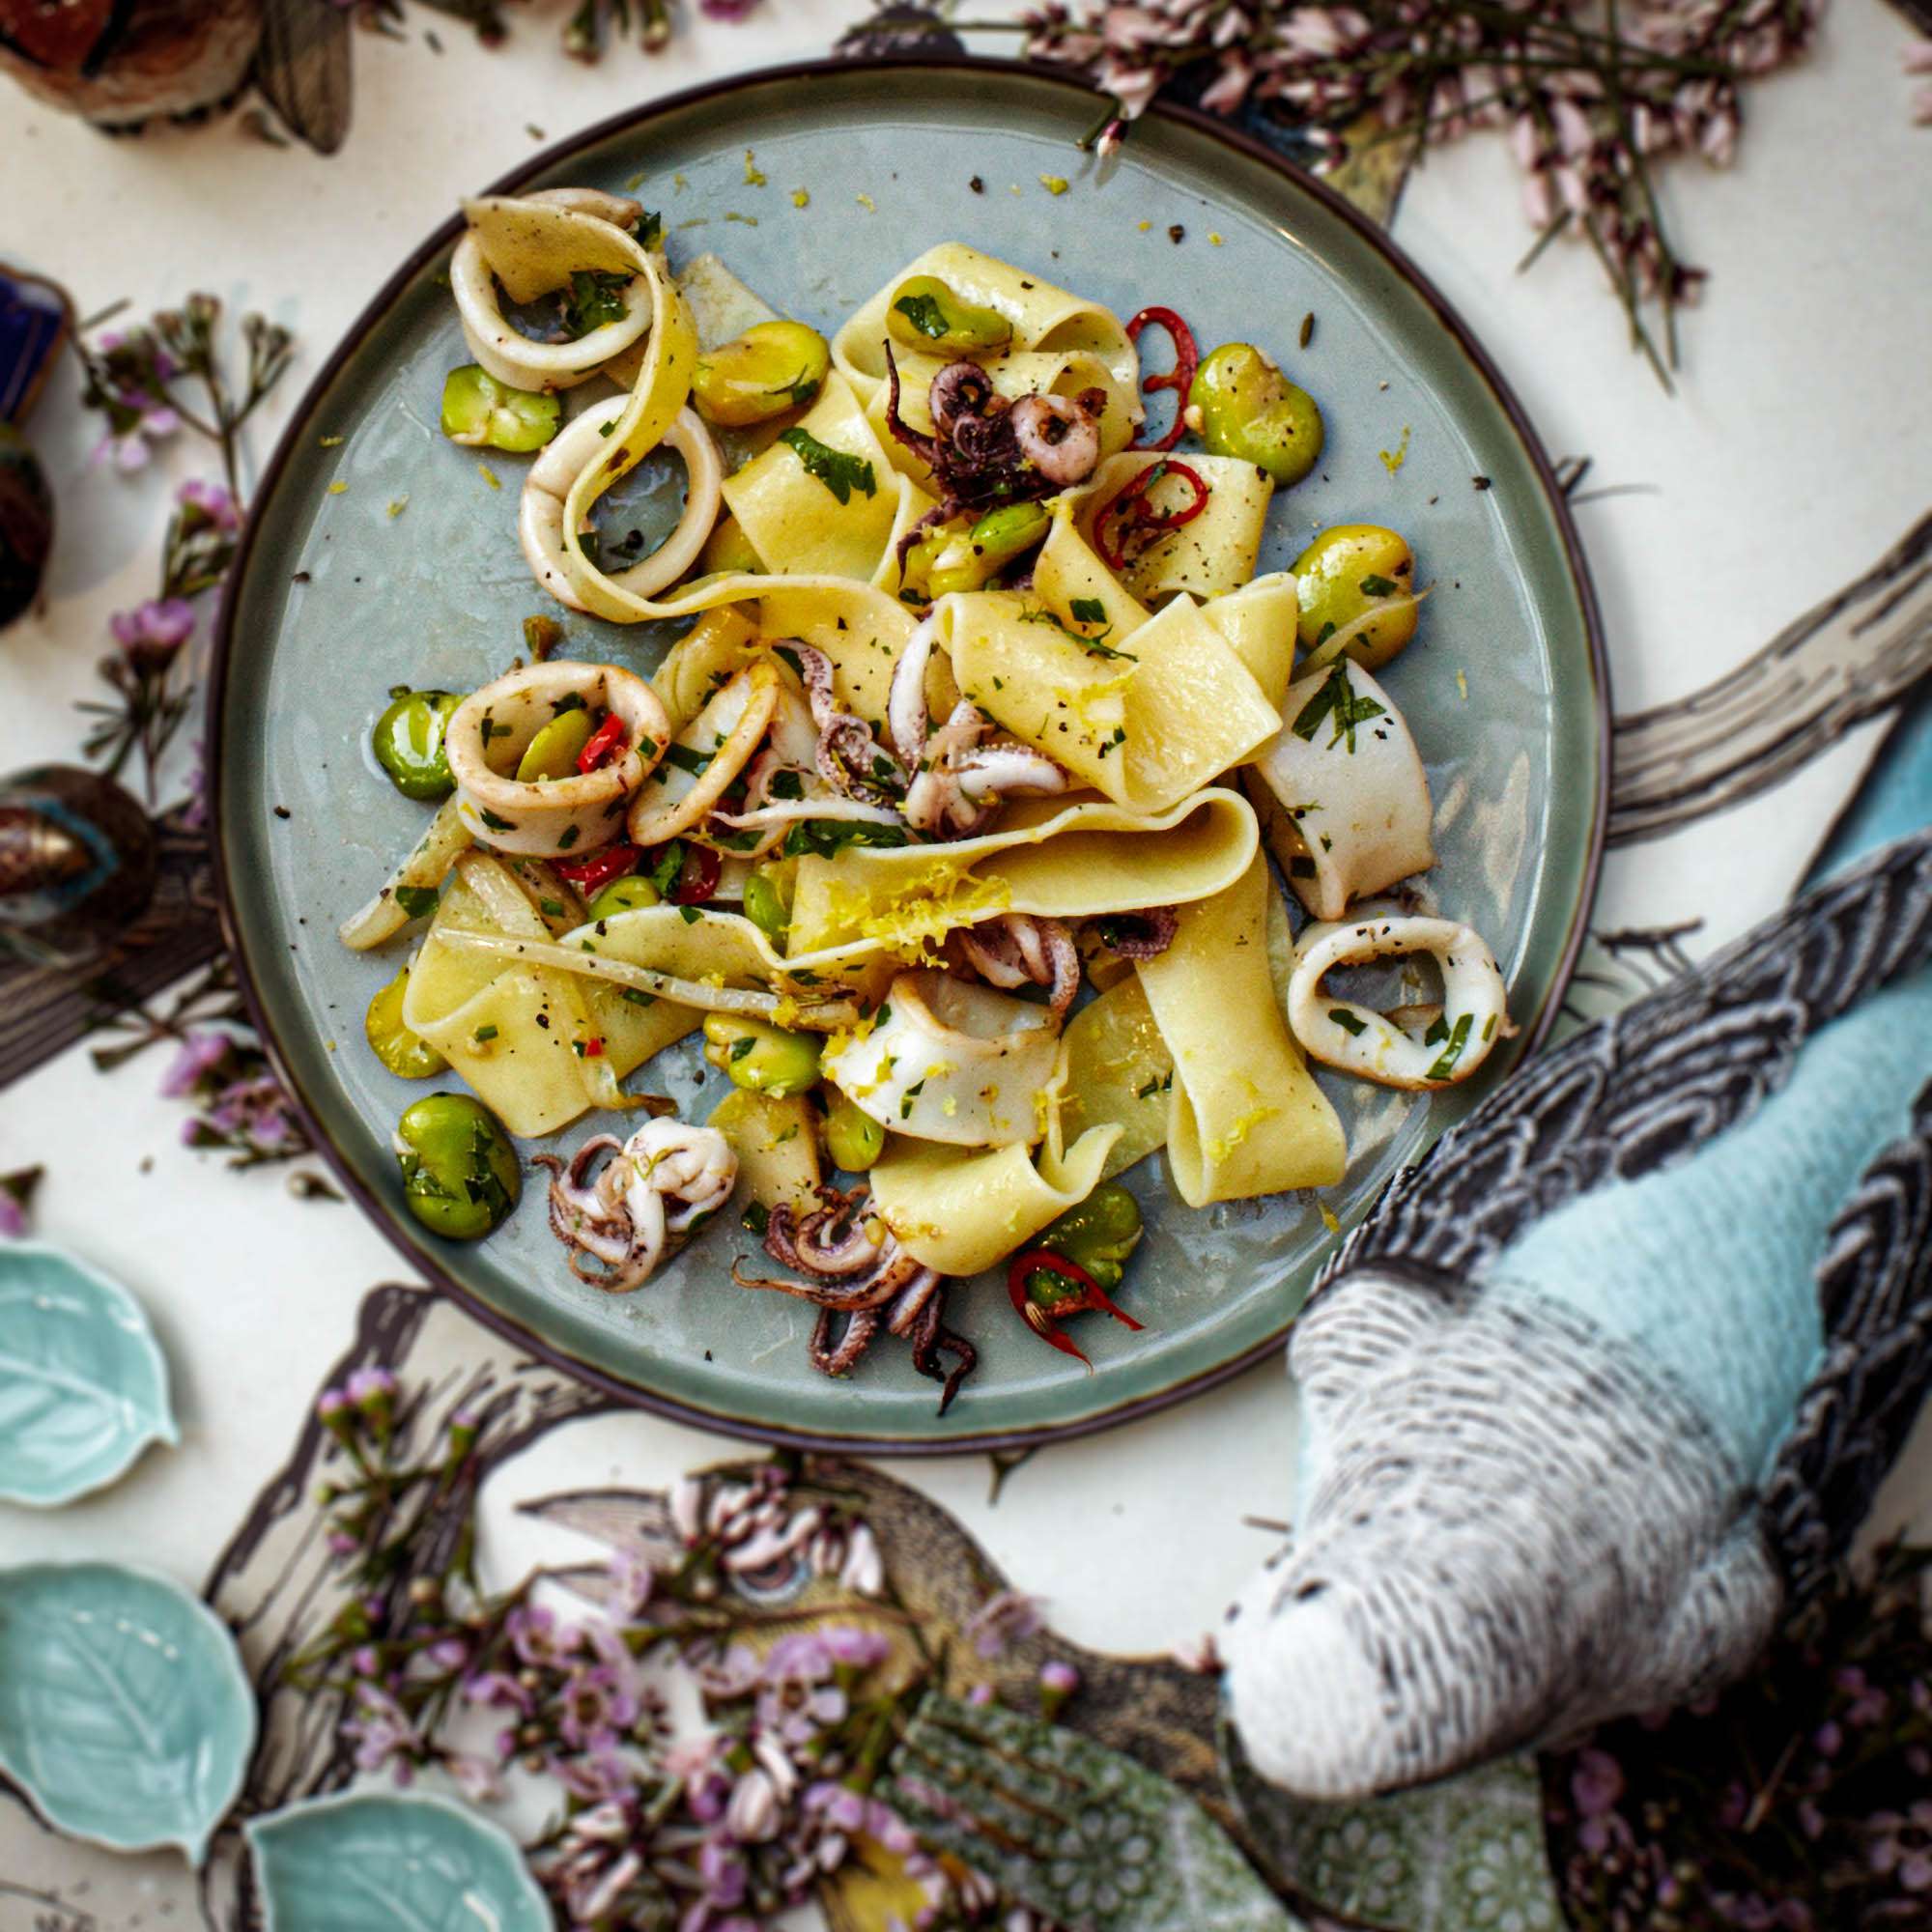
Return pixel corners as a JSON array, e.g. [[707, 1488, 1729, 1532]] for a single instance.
[[537, 1120, 737, 1293], [889, 612, 1069, 838], [732, 1185, 978, 1410]]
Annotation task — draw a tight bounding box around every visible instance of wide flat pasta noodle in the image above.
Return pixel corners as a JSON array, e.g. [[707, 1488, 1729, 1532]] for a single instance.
[[1066, 452, 1274, 605], [935, 588, 1284, 818], [722, 371, 936, 589], [871, 1114, 1122, 1276], [1135, 854, 1346, 1205], [403, 857, 698, 1138], [707, 1089, 821, 1212], [832, 242, 1138, 408], [784, 788, 1259, 964]]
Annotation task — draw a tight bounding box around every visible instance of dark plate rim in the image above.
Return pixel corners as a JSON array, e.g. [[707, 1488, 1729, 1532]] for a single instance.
[[208, 51, 1610, 1456]]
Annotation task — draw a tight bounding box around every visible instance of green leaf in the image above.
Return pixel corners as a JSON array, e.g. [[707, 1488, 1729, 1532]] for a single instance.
[[778, 427, 876, 506], [247, 1792, 554, 1931], [1291, 665, 1386, 753], [1068, 596, 1110, 626], [892, 291, 950, 339], [0, 1244, 176, 1507], [1358, 572, 1400, 596], [1327, 1007, 1368, 1037], [1425, 1011, 1474, 1081], [393, 885, 440, 921], [633, 209, 663, 249], [561, 269, 631, 338], [0, 1561, 255, 1864]]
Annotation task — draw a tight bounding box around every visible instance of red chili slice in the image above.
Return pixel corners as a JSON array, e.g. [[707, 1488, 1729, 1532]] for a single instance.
[[1094, 458, 1211, 572], [1006, 1248, 1145, 1367], [554, 841, 640, 894], [577, 713, 628, 773], [1125, 305, 1200, 453], [668, 843, 722, 905]]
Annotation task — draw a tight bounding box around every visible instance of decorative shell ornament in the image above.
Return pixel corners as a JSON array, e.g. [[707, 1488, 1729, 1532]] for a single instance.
[[1224, 723, 1932, 1802], [0, 763, 159, 966]]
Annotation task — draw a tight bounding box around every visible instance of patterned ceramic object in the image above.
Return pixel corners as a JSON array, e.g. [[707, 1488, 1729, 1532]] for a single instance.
[[0, 422, 53, 629], [1223, 1720, 1563, 1932], [210, 58, 1605, 1451], [0, 1240, 177, 1507], [245, 1791, 554, 1932], [0, 763, 160, 964], [0, 1561, 256, 1864], [882, 1691, 1304, 1932]]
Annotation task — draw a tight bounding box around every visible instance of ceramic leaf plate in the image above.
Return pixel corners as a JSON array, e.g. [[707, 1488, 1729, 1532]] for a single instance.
[[0, 1240, 177, 1506], [0, 1561, 256, 1864], [212, 57, 1605, 1451], [247, 1792, 553, 1932]]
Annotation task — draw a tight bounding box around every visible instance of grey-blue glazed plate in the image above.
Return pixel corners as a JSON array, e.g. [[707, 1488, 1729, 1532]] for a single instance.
[[211, 57, 1606, 1453]]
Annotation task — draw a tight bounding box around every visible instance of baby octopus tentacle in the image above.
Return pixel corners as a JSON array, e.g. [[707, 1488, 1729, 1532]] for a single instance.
[[537, 1121, 737, 1293], [904, 1288, 977, 1414], [952, 913, 1082, 1019], [809, 1307, 883, 1378], [790, 642, 907, 809]]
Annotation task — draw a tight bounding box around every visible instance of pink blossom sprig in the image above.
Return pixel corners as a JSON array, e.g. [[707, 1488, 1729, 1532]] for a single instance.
[[295, 1405, 1000, 1931], [1009, 0, 1821, 382], [74, 297, 289, 801], [1546, 1541, 1932, 1928]]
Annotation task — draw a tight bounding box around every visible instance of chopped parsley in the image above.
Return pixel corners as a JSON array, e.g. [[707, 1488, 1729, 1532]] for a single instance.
[[561, 270, 633, 338], [472, 1024, 498, 1043], [555, 825, 580, 849], [728, 1035, 757, 1061], [678, 905, 703, 924], [778, 428, 876, 505], [478, 808, 517, 832], [644, 844, 685, 895], [394, 885, 440, 920], [1019, 602, 1136, 661], [664, 742, 716, 777], [1328, 1008, 1369, 1037], [1291, 666, 1387, 753], [778, 819, 909, 861], [1358, 572, 1400, 597], [892, 292, 950, 339], [1425, 1012, 1474, 1081], [633, 210, 663, 249]]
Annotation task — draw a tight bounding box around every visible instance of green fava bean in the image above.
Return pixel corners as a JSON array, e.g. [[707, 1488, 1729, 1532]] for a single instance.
[[365, 967, 448, 1079], [373, 687, 464, 801], [692, 322, 831, 428], [440, 364, 561, 454], [742, 869, 787, 941], [823, 1092, 885, 1173], [394, 1093, 521, 1240], [1292, 524, 1419, 671], [515, 706, 596, 782], [1188, 343, 1323, 489], [586, 876, 662, 921], [1028, 1181, 1144, 1297], [702, 1013, 821, 1097], [885, 275, 1014, 356]]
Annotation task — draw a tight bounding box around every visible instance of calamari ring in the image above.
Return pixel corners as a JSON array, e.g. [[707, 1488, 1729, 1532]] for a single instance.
[[520, 398, 724, 611], [627, 660, 781, 848], [451, 190, 656, 393], [1287, 913, 1509, 1092], [821, 969, 1063, 1148], [446, 660, 670, 860]]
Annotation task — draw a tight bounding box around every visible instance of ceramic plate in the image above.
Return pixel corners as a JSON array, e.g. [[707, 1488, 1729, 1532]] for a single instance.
[[212, 57, 1606, 1451]]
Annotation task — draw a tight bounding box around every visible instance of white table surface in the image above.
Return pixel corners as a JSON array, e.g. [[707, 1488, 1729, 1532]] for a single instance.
[[1, 0, 1929, 1904]]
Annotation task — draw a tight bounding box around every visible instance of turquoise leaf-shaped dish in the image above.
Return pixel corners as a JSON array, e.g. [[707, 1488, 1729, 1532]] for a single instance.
[[0, 1562, 256, 1864], [247, 1792, 554, 1931], [0, 1241, 177, 1506]]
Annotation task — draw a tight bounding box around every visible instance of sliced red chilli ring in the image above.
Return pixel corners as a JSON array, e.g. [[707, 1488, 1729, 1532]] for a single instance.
[[1006, 1247, 1145, 1367], [554, 840, 641, 894], [577, 712, 628, 773], [1094, 458, 1211, 571], [1125, 305, 1200, 453]]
